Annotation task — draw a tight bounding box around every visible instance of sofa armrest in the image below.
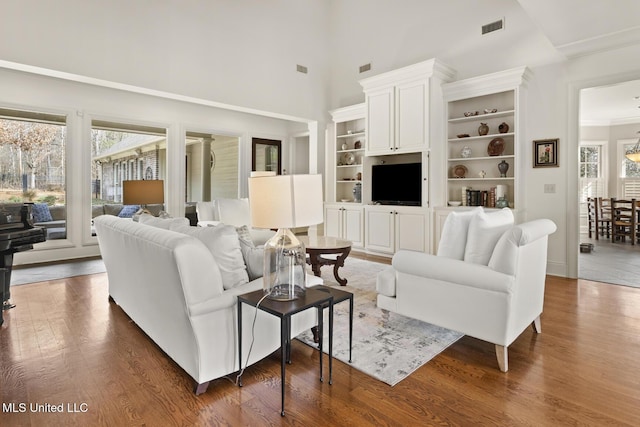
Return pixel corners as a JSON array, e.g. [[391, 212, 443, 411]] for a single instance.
[[392, 250, 514, 294]]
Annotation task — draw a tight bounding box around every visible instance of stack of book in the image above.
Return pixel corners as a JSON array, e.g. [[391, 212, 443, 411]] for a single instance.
[[462, 187, 497, 207]]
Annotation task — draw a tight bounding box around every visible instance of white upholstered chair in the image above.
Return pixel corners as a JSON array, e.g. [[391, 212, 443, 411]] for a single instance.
[[196, 199, 275, 245], [376, 208, 556, 372]]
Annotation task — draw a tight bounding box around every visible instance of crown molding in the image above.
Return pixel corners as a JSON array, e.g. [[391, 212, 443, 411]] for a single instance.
[[557, 26, 640, 58]]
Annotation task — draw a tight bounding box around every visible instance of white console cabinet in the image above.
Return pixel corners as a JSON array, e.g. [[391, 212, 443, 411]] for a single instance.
[[364, 205, 428, 255], [325, 203, 364, 248]]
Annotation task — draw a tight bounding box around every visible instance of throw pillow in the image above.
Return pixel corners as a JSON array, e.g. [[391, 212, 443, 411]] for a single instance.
[[170, 223, 249, 289], [463, 208, 514, 265], [236, 225, 264, 281], [32, 203, 53, 223], [437, 207, 482, 260], [118, 205, 140, 218], [138, 215, 189, 229]]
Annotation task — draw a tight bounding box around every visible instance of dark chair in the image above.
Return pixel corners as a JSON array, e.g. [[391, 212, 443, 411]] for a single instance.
[[596, 197, 612, 239], [611, 198, 636, 244]]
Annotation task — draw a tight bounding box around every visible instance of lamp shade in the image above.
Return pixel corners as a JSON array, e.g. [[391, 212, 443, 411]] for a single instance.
[[248, 174, 323, 229], [123, 180, 164, 205]]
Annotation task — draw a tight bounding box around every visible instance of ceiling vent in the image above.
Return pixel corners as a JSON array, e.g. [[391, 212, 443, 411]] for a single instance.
[[482, 18, 504, 35]]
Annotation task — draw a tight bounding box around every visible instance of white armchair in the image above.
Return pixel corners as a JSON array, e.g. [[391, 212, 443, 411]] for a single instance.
[[196, 199, 275, 246], [376, 208, 556, 372]]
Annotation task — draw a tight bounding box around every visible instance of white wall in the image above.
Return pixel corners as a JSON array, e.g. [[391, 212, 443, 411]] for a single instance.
[[0, 0, 330, 122], [0, 68, 308, 265]]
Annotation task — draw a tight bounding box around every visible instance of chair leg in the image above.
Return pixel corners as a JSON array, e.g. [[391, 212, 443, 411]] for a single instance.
[[495, 345, 508, 372], [194, 381, 210, 395], [532, 316, 542, 333]]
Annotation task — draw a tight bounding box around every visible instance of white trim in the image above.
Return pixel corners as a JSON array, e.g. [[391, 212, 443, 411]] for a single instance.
[[0, 59, 314, 125]]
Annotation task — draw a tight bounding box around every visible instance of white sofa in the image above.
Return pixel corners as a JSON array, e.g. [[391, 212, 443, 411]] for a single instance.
[[196, 198, 275, 246], [94, 214, 320, 394], [376, 208, 556, 372]]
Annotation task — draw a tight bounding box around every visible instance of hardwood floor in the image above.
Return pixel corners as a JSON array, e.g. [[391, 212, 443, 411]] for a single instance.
[[1, 271, 640, 426]]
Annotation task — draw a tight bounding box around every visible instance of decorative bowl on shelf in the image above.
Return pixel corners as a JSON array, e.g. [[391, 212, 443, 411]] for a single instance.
[[342, 152, 355, 165], [487, 137, 505, 156], [457, 133, 470, 138], [341, 198, 351, 203], [448, 201, 462, 207], [453, 164, 468, 178], [484, 108, 498, 114], [463, 111, 479, 117]]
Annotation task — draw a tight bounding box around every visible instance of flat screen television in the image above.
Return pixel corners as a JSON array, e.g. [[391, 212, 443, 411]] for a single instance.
[[371, 162, 422, 206]]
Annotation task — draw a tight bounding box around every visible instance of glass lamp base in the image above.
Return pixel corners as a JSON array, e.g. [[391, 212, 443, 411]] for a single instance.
[[267, 284, 306, 301], [263, 228, 307, 300]]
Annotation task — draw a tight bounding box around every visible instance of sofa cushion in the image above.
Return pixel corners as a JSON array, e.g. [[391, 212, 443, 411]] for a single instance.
[[236, 225, 264, 281], [32, 203, 53, 222], [92, 205, 105, 218], [138, 214, 190, 229], [48, 205, 66, 221], [118, 205, 140, 218], [103, 204, 124, 216], [171, 223, 249, 289], [464, 208, 514, 265], [437, 207, 481, 260]]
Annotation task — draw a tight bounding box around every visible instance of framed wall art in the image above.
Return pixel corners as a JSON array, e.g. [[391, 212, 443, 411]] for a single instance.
[[533, 138, 558, 167]]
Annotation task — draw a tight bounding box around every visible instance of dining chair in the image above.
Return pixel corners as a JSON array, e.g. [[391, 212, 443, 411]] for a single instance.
[[611, 198, 636, 244], [596, 197, 612, 239], [587, 197, 596, 239]]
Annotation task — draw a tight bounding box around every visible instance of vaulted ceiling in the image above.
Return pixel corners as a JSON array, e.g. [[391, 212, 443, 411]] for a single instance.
[[516, 0, 640, 125]]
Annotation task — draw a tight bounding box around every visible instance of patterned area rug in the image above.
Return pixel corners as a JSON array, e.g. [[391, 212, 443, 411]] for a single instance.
[[298, 257, 463, 386]]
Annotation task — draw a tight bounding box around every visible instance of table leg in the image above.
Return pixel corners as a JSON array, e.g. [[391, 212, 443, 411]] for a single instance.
[[237, 301, 243, 387], [329, 298, 333, 385], [349, 294, 353, 363], [333, 247, 351, 286], [308, 252, 322, 277], [281, 316, 287, 417], [318, 305, 323, 382]]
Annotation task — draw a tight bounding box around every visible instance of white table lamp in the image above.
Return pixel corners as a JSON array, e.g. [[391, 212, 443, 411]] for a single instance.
[[248, 174, 323, 300]]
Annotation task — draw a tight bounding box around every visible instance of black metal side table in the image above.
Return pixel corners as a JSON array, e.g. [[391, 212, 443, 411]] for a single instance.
[[237, 287, 334, 417], [310, 285, 354, 363]]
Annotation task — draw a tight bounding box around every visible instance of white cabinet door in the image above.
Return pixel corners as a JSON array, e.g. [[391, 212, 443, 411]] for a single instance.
[[366, 88, 394, 156], [396, 79, 427, 153], [324, 205, 343, 238], [395, 210, 427, 252], [365, 208, 394, 253], [343, 206, 364, 247]]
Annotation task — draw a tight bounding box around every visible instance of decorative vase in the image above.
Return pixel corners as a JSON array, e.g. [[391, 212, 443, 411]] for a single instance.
[[478, 123, 489, 136], [498, 122, 509, 133], [341, 142, 348, 150], [353, 182, 362, 203], [496, 196, 509, 208], [498, 160, 509, 177], [461, 146, 472, 158]]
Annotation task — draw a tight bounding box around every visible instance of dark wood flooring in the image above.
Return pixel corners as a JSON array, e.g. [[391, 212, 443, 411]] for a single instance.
[[1, 267, 640, 426]]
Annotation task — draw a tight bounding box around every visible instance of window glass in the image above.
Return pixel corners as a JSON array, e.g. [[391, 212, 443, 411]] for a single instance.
[[0, 109, 66, 241]]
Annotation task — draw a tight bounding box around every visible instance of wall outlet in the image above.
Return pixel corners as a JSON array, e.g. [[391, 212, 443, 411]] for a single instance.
[[544, 184, 556, 193]]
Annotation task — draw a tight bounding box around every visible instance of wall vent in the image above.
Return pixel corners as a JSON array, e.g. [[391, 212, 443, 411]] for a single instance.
[[359, 63, 371, 73], [296, 64, 308, 74], [482, 18, 504, 35]]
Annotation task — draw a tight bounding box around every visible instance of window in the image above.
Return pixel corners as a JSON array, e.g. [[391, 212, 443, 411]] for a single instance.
[[618, 139, 640, 198], [579, 143, 607, 202], [0, 108, 66, 240]]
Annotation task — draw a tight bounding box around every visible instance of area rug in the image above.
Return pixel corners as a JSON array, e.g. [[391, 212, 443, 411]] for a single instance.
[[10, 258, 106, 286], [297, 257, 463, 386]]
